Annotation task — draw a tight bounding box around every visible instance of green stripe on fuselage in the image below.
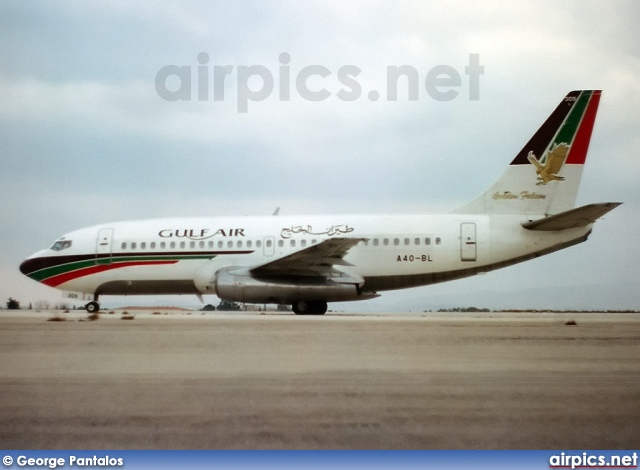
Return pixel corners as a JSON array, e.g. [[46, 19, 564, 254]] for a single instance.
[[29, 254, 217, 282], [29, 259, 95, 282]]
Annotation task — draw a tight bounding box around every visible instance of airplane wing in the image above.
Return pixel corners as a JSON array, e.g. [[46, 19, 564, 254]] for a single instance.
[[249, 237, 367, 283], [522, 202, 621, 231]]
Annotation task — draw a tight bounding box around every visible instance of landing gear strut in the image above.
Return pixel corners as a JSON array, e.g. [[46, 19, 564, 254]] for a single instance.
[[292, 300, 327, 315]]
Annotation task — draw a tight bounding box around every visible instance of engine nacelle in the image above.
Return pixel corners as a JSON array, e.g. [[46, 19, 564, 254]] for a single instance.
[[214, 269, 361, 304]]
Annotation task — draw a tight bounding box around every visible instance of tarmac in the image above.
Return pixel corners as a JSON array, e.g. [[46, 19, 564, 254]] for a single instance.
[[0, 310, 638, 449]]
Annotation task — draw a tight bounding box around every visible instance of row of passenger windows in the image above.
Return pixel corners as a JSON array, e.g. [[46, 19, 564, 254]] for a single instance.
[[364, 237, 441, 247], [121, 239, 262, 251], [119, 237, 441, 251]]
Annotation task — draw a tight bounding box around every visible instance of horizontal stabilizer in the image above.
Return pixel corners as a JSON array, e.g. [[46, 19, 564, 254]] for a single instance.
[[522, 202, 621, 231]]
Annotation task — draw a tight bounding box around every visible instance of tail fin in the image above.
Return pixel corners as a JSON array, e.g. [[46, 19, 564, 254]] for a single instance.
[[456, 90, 602, 216]]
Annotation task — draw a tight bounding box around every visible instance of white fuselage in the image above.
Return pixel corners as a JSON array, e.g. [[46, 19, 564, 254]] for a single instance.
[[21, 213, 591, 301]]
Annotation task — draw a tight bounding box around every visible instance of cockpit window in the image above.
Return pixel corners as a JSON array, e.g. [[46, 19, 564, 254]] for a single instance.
[[51, 240, 72, 251]]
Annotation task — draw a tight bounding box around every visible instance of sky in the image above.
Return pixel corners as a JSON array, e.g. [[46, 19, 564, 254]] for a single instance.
[[1, 0, 639, 311]]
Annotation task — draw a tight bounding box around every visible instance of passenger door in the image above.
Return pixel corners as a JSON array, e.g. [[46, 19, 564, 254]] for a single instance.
[[96, 228, 114, 265], [460, 223, 477, 262]]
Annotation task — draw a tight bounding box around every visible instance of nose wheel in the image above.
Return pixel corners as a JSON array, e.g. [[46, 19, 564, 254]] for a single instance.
[[292, 300, 327, 315], [85, 301, 100, 313]]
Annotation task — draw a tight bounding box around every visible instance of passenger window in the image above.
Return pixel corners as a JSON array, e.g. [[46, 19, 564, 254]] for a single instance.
[[373, 239, 379, 246], [414, 238, 420, 245], [436, 237, 441, 245], [265, 240, 271, 248], [121, 242, 127, 250], [131, 242, 137, 249], [190, 241, 195, 249], [312, 239, 317, 245], [227, 240, 233, 248], [256, 240, 262, 248], [247, 240, 253, 248], [290, 240, 295, 247], [199, 241, 204, 249], [301, 240, 307, 247], [141, 242, 146, 250], [278, 240, 284, 247], [404, 238, 410, 245], [160, 241, 166, 249], [170, 241, 175, 249], [383, 238, 389, 246], [150, 242, 156, 249], [218, 241, 224, 248], [208, 241, 213, 248], [393, 238, 399, 246], [238, 240, 243, 248], [425, 238, 431, 245], [180, 241, 185, 249]]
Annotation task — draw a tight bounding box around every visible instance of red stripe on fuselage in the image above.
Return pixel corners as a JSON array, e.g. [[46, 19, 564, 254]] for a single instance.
[[42, 260, 179, 287]]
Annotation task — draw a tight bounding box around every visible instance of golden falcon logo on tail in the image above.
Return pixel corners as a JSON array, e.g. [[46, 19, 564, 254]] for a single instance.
[[527, 142, 570, 185]]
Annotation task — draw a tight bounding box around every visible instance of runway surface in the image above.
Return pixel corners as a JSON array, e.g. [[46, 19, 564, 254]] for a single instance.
[[0, 310, 638, 449]]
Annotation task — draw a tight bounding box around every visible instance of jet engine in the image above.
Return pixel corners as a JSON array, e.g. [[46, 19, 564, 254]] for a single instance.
[[213, 268, 362, 304]]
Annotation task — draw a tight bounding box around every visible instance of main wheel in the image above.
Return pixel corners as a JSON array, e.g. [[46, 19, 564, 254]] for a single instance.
[[310, 300, 327, 315], [86, 301, 100, 313], [292, 300, 327, 315], [292, 301, 308, 315]]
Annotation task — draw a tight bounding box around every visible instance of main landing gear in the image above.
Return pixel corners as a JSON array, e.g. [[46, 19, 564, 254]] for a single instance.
[[85, 296, 100, 313], [292, 300, 328, 315]]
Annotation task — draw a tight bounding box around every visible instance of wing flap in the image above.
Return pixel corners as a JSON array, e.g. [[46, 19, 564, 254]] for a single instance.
[[522, 202, 621, 231], [250, 237, 366, 282]]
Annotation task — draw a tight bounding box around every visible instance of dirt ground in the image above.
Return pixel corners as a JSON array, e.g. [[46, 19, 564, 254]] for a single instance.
[[0, 311, 638, 449]]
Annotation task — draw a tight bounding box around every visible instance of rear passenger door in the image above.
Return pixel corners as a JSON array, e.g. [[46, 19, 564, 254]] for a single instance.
[[460, 223, 476, 262]]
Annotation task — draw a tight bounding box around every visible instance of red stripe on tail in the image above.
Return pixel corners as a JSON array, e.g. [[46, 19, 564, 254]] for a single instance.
[[566, 90, 601, 165]]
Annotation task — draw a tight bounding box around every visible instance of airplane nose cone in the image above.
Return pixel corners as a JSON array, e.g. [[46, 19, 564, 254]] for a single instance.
[[19, 259, 30, 275], [19, 255, 44, 278]]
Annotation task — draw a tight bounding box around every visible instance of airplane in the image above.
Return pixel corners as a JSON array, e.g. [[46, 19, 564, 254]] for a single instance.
[[19, 90, 620, 315]]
